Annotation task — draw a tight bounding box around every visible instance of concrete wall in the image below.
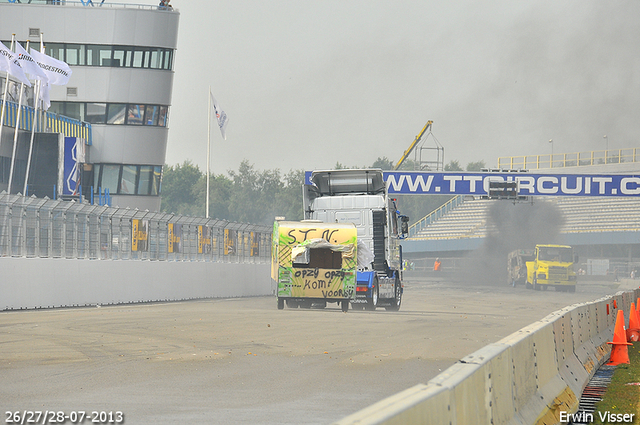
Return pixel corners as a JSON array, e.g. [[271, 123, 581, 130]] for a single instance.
[[333, 286, 640, 425], [1, 257, 272, 310]]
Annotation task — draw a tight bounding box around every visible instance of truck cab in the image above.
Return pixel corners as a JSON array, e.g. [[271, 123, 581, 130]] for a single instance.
[[303, 169, 408, 311], [525, 244, 577, 292]]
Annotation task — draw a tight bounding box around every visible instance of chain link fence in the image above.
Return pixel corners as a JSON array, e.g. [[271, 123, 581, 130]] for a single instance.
[[0, 192, 272, 263]]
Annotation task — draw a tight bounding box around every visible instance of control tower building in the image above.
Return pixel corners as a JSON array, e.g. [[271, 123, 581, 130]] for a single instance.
[[0, 1, 179, 211]]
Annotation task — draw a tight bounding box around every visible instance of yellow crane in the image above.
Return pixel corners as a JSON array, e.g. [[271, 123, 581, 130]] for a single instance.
[[394, 120, 441, 171]]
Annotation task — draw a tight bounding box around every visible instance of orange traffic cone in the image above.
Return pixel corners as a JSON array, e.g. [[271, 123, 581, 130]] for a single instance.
[[607, 309, 632, 365], [628, 302, 640, 342]]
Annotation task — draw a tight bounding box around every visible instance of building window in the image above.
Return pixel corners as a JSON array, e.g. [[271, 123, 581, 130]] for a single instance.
[[46, 43, 65, 61], [145, 105, 159, 126], [120, 165, 137, 194], [66, 44, 85, 66], [107, 103, 126, 124], [93, 164, 163, 196], [85, 103, 107, 124], [163, 50, 173, 70], [100, 164, 120, 194], [151, 166, 162, 195], [158, 106, 168, 127], [127, 104, 144, 125], [138, 165, 153, 195], [37, 42, 174, 70], [86, 44, 113, 66], [51, 101, 169, 127], [48, 102, 65, 117], [63, 103, 84, 121], [149, 48, 162, 69], [132, 49, 145, 68]]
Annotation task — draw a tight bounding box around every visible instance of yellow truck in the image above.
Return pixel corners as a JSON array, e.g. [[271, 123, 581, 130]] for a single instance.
[[271, 220, 361, 312], [524, 244, 577, 292]]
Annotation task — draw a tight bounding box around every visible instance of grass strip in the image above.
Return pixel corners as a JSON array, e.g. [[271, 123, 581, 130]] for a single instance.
[[593, 341, 640, 424]]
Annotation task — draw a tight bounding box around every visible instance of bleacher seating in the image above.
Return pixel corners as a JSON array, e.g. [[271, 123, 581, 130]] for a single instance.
[[410, 196, 640, 240]]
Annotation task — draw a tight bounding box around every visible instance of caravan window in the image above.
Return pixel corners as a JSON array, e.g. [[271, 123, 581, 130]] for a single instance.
[[293, 248, 342, 269]]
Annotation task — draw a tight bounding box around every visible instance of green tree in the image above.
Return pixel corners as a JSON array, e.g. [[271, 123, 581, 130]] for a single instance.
[[444, 160, 463, 171], [161, 160, 305, 224], [466, 160, 486, 171], [226, 161, 305, 225], [191, 173, 233, 220], [371, 156, 395, 170], [160, 160, 205, 215], [273, 169, 305, 221], [334, 162, 347, 170], [395, 158, 420, 171]]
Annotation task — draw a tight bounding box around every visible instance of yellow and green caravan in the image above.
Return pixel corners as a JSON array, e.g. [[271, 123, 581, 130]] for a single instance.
[[271, 220, 357, 312]]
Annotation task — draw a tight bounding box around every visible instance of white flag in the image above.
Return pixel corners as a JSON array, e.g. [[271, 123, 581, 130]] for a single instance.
[[0, 41, 31, 87], [14, 42, 48, 82], [210, 92, 228, 140], [39, 80, 51, 111], [30, 48, 72, 85]]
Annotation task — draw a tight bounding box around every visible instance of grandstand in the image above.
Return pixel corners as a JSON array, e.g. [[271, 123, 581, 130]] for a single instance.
[[408, 196, 640, 240], [402, 148, 640, 264]]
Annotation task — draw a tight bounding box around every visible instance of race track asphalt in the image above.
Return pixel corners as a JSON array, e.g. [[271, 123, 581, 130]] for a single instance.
[[1, 276, 633, 424]]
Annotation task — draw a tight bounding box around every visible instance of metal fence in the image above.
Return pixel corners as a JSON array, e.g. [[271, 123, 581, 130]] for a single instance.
[[0, 192, 272, 263], [497, 147, 640, 170]]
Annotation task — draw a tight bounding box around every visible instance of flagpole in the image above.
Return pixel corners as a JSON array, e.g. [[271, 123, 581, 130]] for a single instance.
[[23, 35, 45, 196], [0, 68, 9, 140], [0, 35, 17, 156], [206, 85, 211, 218], [8, 40, 29, 194]]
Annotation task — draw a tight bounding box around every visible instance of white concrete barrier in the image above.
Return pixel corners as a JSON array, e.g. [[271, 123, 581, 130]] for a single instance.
[[1, 257, 272, 310], [334, 287, 640, 425]]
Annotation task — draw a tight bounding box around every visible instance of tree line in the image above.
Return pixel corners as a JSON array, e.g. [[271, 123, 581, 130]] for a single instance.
[[160, 157, 486, 226]]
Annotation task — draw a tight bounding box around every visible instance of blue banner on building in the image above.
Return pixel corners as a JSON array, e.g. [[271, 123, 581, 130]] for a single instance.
[[383, 171, 640, 197], [62, 137, 83, 196]]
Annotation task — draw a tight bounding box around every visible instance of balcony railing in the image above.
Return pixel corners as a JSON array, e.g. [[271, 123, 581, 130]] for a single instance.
[[497, 148, 640, 170], [1, 99, 92, 144]]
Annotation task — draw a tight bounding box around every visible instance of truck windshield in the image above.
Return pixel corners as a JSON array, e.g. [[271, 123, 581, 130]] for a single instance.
[[538, 247, 572, 262]]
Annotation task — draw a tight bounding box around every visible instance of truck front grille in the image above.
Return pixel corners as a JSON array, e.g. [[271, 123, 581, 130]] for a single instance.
[[548, 266, 568, 280]]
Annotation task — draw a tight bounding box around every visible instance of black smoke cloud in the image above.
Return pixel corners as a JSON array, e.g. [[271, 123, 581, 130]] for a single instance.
[[463, 199, 565, 285]]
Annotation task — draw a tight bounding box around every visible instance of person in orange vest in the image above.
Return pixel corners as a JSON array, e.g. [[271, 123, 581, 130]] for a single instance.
[[434, 258, 441, 271]]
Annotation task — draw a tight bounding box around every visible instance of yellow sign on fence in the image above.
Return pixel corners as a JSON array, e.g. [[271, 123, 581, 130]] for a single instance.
[[131, 219, 148, 252]]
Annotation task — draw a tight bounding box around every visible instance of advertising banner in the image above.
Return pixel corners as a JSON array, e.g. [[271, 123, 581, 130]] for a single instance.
[[250, 232, 259, 257], [62, 137, 85, 196], [224, 229, 236, 255], [131, 219, 148, 252], [168, 223, 182, 253], [305, 170, 640, 197], [198, 225, 211, 254], [383, 171, 640, 197]]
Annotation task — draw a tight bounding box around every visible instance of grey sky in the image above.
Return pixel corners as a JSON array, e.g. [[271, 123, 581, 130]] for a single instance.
[[136, 0, 640, 174]]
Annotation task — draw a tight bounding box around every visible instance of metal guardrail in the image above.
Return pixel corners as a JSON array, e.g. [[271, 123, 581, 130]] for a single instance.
[[408, 194, 462, 237], [0, 192, 271, 262], [497, 148, 640, 170], [1, 99, 92, 144]]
